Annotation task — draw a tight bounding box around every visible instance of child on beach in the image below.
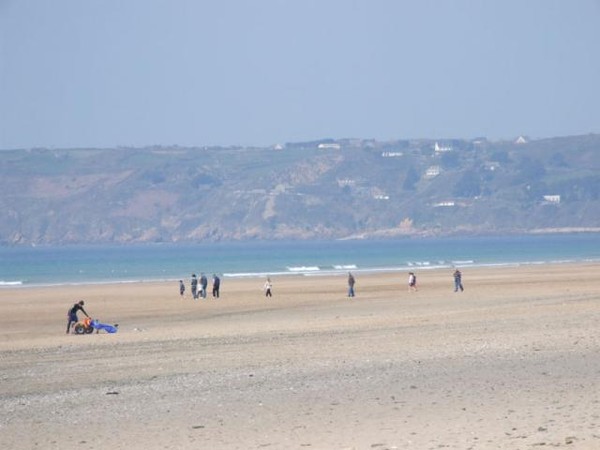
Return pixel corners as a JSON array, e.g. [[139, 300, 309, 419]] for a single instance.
[[408, 272, 417, 291]]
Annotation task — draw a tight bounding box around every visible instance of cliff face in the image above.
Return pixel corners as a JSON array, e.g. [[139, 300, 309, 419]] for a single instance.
[[2, 135, 600, 245]]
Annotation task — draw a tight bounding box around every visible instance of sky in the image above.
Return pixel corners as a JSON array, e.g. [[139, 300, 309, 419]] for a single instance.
[[1, 0, 599, 149]]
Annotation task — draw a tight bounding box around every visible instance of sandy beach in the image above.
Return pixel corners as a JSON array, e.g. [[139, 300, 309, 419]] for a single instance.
[[1, 263, 600, 450]]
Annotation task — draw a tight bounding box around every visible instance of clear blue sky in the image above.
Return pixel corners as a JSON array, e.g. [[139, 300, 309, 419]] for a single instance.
[[1, 0, 599, 149]]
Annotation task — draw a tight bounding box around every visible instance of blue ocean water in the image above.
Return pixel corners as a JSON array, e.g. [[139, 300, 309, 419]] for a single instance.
[[1, 234, 599, 287]]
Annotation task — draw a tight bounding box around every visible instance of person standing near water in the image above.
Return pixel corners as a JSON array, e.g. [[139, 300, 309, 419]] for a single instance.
[[347, 272, 355, 297], [191, 274, 198, 299], [408, 272, 417, 292], [200, 273, 208, 299], [453, 269, 464, 292], [264, 277, 272, 297], [212, 274, 220, 298], [179, 280, 185, 298]]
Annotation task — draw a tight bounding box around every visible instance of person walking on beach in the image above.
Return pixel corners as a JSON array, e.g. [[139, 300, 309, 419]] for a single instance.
[[264, 277, 272, 297], [347, 272, 356, 297], [408, 272, 418, 292], [212, 274, 220, 298], [190, 274, 198, 300], [200, 273, 208, 299], [453, 269, 464, 292], [66, 300, 90, 334], [179, 280, 185, 298]]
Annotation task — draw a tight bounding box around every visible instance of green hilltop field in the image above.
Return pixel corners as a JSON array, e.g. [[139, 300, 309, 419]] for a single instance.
[[1, 134, 599, 245]]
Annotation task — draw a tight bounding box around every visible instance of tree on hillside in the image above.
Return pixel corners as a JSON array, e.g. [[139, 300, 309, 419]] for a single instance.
[[440, 151, 460, 169], [490, 150, 510, 164], [517, 156, 546, 182], [402, 166, 420, 191], [453, 170, 481, 198], [549, 152, 568, 168]]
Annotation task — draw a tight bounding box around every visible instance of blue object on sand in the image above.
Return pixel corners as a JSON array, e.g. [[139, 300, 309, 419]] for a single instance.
[[92, 319, 118, 333]]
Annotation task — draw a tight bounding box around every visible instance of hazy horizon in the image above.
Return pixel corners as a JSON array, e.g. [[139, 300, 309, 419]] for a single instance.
[[1, 0, 599, 150]]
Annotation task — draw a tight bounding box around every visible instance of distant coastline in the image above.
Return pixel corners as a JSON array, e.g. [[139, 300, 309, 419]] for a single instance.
[[528, 227, 600, 234], [2, 134, 599, 246], [338, 227, 600, 240]]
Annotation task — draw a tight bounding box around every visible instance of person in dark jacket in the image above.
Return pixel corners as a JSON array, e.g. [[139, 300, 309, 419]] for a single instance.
[[66, 300, 89, 334], [347, 272, 356, 297], [212, 274, 221, 298], [200, 273, 208, 299], [191, 274, 198, 299], [453, 269, 464, 292]]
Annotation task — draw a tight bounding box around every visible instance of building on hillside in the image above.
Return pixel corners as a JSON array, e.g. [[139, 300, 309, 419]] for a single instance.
[[337, 178, 355, 187], [434, 142, 452, 152], [371, 187, 389, 200], [515, 136, 528, 144], [425, 165, 441, 178], [484, 161, 500, 171], [318, 143, 341, 150], [543, 195, 561, 204]]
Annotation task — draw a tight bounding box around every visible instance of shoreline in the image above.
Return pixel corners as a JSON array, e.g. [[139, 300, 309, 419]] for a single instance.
[[3, 257, 600, 289], [3, 233, 600, 289]]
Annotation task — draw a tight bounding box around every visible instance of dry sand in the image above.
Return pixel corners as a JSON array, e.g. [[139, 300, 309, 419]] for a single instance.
[[1, 263, 600, 450]]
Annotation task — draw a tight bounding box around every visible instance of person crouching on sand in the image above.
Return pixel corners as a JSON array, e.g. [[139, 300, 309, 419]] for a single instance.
[[66, 300, 89, 334]]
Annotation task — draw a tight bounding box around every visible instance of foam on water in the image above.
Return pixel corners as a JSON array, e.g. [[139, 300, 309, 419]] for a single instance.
[[1, 234, 599, 287]]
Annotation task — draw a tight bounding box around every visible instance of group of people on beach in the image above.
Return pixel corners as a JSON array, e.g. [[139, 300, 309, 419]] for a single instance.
[[406, 269, 464, 293], [408, 269, 463, 292], [346, 269, 465, 297], [182, 273, 221, 300], [179, 269, 464, 301], [180, 274, 275, 299], [65, 269, 465, 333]]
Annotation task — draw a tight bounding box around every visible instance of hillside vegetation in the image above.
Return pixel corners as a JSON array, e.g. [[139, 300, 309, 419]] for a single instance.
[[1, 134, 599, 245]]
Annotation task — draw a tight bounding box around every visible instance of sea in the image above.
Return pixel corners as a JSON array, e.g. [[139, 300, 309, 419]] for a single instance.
[[1, 234, 599, 287]]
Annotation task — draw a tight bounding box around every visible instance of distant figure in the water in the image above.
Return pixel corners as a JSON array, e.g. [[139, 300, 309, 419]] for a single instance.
[[453, 269, 464, 292], [408, 272, 417, 292], [347, 272, 355, 297], [264, 277, 272, 297]]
